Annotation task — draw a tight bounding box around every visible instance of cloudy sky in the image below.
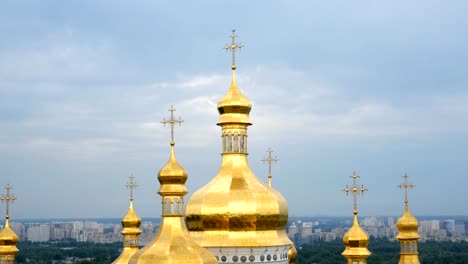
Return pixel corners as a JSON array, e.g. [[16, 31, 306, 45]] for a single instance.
[[1, 1, 467, 219]]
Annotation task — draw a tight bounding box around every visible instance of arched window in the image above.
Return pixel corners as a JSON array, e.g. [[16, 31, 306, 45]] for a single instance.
[[239, 133, 245, 152], [165, 199, 171, 214], [222, 133, 226, 152], [227, 133, 232, 152], [233, 132, 239, 152], [172, 198, 180, 214]]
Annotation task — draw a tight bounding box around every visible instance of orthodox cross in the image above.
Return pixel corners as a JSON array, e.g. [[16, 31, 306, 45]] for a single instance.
[[343, 172, 368, 215], [161, 105, 184, 146], [398, 173, 415, 206], [0, 184, 16, 219], [125, 175, 138, 202], [262, 148, 279, 188], [224, 29, 244, 70]]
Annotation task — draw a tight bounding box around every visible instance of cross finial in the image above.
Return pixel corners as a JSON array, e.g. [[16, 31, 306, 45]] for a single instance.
[[0, 184, 16, 220], [262, 148, 279, 188], [125, 175, 138, 202], [343, 172, 368, 215], [398, 173, 415, 206], [161, 105, 184, 146], [224, 29, 244, 70]]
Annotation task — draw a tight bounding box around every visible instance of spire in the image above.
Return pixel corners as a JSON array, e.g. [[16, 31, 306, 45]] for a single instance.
[[396, 174, 420, 264], [0, 184, 19, 262], [112, 176, 142, 264], [262, 147, 279, 188], [342, 172, 371, 263], [129, 106, 217, 264]]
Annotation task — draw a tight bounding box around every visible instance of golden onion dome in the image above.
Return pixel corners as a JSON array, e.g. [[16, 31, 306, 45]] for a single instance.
[[0, 219, 19, 256], [342, 213, 371, 259], [157, 143, 188, 196], [288, 244, 298, 264], [121, 201, 142, 233], [186, 163, 291, 247], [217, 70, 252, 125], [396, 205, 420, 240]]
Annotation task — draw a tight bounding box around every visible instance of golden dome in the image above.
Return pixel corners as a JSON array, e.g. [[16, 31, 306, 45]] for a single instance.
[[186, 156, 291, 247], [129, 142, 217, 264], [396, 205, 420, 240], [217, 70, 252, 125], [288, 244, 298, 264], [157, 143, 188, 196], [186, 65, 292, 248], [122, 201, 142, 230], [0, 219, 19, 257], [342, 213, 371, 260]]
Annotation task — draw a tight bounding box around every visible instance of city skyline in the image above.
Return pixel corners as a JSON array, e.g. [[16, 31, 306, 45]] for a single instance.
[[1, 1, 468, 219]]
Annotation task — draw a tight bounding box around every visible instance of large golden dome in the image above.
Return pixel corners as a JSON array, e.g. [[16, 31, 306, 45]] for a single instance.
[[185, 65, 291, 248]]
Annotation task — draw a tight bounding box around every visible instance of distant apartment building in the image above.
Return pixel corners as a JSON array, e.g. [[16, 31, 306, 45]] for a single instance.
[[27, 223, 51, 242]]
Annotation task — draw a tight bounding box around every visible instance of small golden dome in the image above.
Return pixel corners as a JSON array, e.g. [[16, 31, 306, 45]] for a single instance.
[[288, 244, 298, 264], [157, 144, 188, 196], [0, 219, 19, 256], [217, 70, 252, 125], [396, 206, 420, 240], [121, 201, 142, 231], [342, 214, 371, 259]]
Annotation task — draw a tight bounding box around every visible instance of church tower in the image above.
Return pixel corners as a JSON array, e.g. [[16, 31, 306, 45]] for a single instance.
[[186, 30, 295, 264], [341, 173, 371, 264], [112, 176, 142, 264], [0, 185, 19, 264], [129, 106, 217, 264], [396, 174, 420, 264]]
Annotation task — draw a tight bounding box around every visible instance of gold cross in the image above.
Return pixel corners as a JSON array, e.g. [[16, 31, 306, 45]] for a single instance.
[[262, 148, 279, 188], [161, 105, 183, 146], [224, 29, 244, 70], [343, 172, 368, 215], [125, 175, 138, 201], [398, 173, 415, 206], [0, 184, 16, 219]]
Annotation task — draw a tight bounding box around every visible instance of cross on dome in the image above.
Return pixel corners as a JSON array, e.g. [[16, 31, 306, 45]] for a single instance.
[[343, 172, 368, 215], [398, 173, 415, 206], [224, 29, 244, 70], [125, 175, 138, 202], [262, 148, 279, 188], [0, 184, 16, 219], [161, 105, 184, 146]]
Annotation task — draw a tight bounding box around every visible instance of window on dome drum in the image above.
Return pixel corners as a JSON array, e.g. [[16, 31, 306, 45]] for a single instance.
[[164, 199, 171, 214], [173, 198, 181, 214], [233, 132, 239, 152], [222, 133, 227, 152], [240, 134, 244, 152], [227, 133, 232, 152]]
